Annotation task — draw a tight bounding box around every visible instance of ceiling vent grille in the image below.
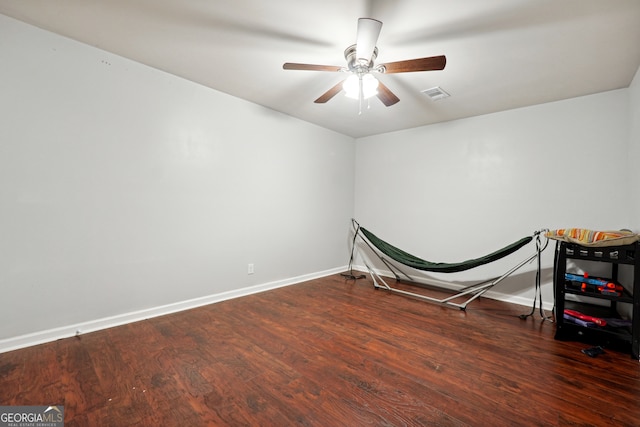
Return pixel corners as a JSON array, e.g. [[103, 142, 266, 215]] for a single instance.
[[422, 86, 450, 101]]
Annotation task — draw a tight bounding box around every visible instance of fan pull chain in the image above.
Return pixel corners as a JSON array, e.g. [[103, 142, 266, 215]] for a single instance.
[[358, 76, 364, 115]]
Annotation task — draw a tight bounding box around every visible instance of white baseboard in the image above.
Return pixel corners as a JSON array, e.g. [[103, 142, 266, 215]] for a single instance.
[[0, 266, 347, 354], [483, 289, 555, 312]]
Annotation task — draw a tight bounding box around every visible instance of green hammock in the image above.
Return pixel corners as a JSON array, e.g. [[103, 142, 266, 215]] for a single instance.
[[360, 227, 532, 273]]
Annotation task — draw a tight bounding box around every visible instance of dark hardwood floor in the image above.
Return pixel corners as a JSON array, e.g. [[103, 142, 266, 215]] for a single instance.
[[1, 273, 639, 426]]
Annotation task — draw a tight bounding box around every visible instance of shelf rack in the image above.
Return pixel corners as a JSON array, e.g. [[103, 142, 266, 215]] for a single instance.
[[553, 241, 639, 359]]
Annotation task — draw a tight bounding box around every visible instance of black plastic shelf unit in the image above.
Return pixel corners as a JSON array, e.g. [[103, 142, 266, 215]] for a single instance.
[[553, 240, 640, 359]]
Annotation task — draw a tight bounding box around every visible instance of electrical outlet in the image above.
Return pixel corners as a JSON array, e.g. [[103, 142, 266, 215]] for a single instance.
[[248, 263, 254, 275]]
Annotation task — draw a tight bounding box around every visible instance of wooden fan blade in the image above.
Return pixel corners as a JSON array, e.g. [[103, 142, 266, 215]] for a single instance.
[[379, 55, 446, 73], [376, 81, 400, 106], [314, 80, 346, 103], [283, 63, 343, 72]]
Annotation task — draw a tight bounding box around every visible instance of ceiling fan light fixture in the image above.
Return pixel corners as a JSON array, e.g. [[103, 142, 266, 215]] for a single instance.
[[343, 74, 379, 100], [283, 18, 447, 108]]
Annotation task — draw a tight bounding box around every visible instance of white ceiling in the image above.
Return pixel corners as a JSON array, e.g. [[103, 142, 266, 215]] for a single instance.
[[2, 0, 640, 138]]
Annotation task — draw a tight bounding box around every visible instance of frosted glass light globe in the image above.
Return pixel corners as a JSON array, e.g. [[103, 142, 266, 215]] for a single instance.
[[343, 74, 379, 99]]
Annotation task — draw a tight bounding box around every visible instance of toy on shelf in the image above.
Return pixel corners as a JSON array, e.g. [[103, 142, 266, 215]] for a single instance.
[[563, 309, 607, 327], [565, 272, 624, 296]]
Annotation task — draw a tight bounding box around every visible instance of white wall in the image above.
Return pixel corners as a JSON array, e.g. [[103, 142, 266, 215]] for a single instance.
[[354, 90, 631, 307], [0, 15, 355, 350], [629, 66, 640, 231]]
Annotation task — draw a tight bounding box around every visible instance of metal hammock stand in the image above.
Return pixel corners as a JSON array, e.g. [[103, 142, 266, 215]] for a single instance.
[[352, 219, 549, 310]]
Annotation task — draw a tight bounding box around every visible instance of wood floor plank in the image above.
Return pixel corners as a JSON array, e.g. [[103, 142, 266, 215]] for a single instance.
[[1, 273, 639, 426]]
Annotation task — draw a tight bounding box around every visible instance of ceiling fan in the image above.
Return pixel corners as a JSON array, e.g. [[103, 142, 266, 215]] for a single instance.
[[283, 18, 446, 108]]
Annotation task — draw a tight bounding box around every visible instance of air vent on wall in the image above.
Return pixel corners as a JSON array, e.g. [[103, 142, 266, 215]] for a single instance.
[[421, 86, 450, 101]]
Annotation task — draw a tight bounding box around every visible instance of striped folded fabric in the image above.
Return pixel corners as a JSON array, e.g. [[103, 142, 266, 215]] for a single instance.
[[546, 228, 639, 247]]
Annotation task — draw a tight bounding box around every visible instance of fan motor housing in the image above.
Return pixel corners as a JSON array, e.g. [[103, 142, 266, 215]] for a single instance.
[[344, 44, 378, 71]]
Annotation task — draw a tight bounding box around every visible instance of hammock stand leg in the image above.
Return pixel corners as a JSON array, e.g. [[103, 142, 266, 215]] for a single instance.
[[364, 251, 539, 310], [381, 255, 499, 305], [364, 258, 481, 310]]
